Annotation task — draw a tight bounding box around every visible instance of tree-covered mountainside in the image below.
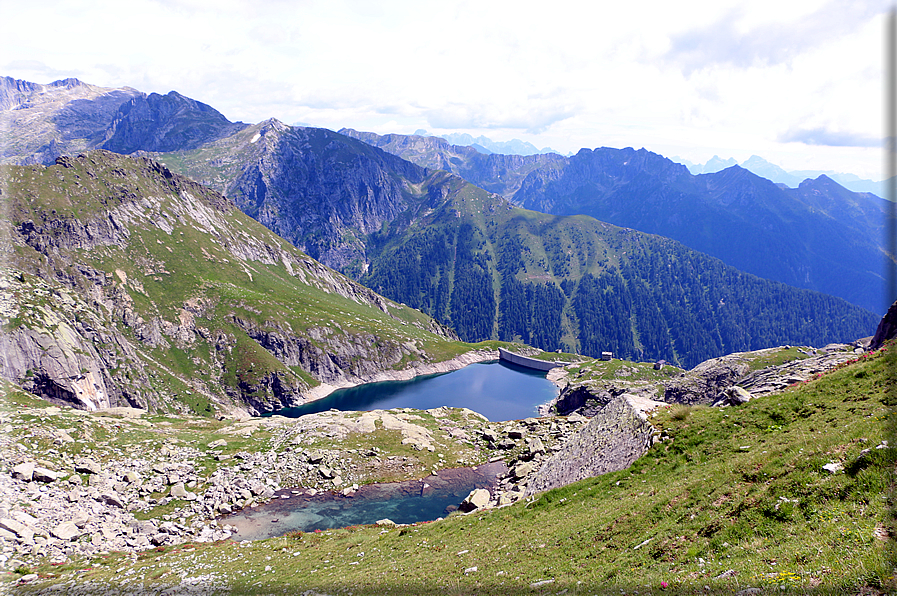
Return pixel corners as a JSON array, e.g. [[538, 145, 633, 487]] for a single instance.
[[359, 179, 878, 368], [0, 151, 465, 416], [514, 150, 888, 315], [342, 129, 889, 316]]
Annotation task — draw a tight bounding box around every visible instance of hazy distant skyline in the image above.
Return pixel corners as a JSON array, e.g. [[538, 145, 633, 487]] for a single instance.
[[1, 0, 889, 179]]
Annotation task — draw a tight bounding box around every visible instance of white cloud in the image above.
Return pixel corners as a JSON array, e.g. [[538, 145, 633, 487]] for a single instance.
[[779, 127, 880, 147], [0, 0, 890, 179]]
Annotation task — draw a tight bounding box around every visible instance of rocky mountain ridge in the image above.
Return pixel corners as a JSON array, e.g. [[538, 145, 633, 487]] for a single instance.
[[339, 128, 566, 198], [680, 153, 884, 196], [0, 76, 141, 165], [102, 90, 248, 154], [217, 122, 435, 273]]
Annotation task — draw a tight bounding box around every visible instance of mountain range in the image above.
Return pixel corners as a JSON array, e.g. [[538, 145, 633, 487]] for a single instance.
[[419, 131, 561, 156], [144, 120, 876, 367], [0, 76, 884, 372], [340, 129, 888, 316], [677, 154, 885, 195], [145, 120, 876, 366], [407, 133, 886, 196], [0, 76, 890, 595]]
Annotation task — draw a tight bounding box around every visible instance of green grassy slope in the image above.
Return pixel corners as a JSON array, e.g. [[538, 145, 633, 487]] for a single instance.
[[14, 342, 892, 594]]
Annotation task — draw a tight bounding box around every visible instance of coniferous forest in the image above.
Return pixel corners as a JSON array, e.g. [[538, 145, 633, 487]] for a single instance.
[[362, 190, 879, 369]]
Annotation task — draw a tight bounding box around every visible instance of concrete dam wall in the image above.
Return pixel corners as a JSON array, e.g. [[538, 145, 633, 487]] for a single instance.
[[498, 348, 564, 372]]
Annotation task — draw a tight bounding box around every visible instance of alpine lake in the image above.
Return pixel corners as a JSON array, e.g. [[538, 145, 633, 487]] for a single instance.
[[227, 361, 559, 539]]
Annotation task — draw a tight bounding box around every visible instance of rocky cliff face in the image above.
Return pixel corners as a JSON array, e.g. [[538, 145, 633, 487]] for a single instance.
[[225, 122, 433, 272], [870, 300, 897, 350], [0, 270, 152, 411], [102, 91, 247, 154], [1, 151, 462, 415]]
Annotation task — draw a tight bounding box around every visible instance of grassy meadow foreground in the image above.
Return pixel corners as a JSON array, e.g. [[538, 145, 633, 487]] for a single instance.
[[1, 344, 894, 595]]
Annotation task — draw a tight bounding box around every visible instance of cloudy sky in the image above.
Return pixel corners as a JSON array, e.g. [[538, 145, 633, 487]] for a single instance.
[[2, 0, 890, 179]]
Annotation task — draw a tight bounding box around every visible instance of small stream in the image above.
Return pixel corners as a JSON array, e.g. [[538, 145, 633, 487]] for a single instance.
[[224, 461, 508, 540]]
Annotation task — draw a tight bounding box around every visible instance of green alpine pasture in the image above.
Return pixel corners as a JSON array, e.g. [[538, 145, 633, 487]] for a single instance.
[[10, 343, 893, 595]]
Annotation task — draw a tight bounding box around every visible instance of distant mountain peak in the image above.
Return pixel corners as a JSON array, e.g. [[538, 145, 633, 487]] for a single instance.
[[680, 153, 883, 196], [101, 88, 247, 154], [259, 117, 290, 131], [435, 132, 559, 156], [50, 77, 86, 89]]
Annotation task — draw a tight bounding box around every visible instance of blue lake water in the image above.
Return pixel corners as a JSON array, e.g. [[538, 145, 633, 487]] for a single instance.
[[225, 462, 508, 540], [269, 361, 559, 421]]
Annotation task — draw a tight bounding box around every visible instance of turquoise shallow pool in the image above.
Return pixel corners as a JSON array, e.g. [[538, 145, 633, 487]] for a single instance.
[[268, 361, 559, 422], [225, 462, 508, 540]]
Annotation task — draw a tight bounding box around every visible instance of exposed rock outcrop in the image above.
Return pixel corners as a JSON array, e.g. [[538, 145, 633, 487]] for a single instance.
[[524, 394, 662, 497], [550, 344, 867, 420], [459, 488, 490, 512], [551, 384, 617, 416], [732, 346, 860, 398], [870, 299, 897, 350], [662, 353, 751, 405], [0, 270, 150, 411]]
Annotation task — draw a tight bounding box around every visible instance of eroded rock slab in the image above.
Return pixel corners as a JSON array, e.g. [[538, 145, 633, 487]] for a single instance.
[[524, 395, 661, 497]]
